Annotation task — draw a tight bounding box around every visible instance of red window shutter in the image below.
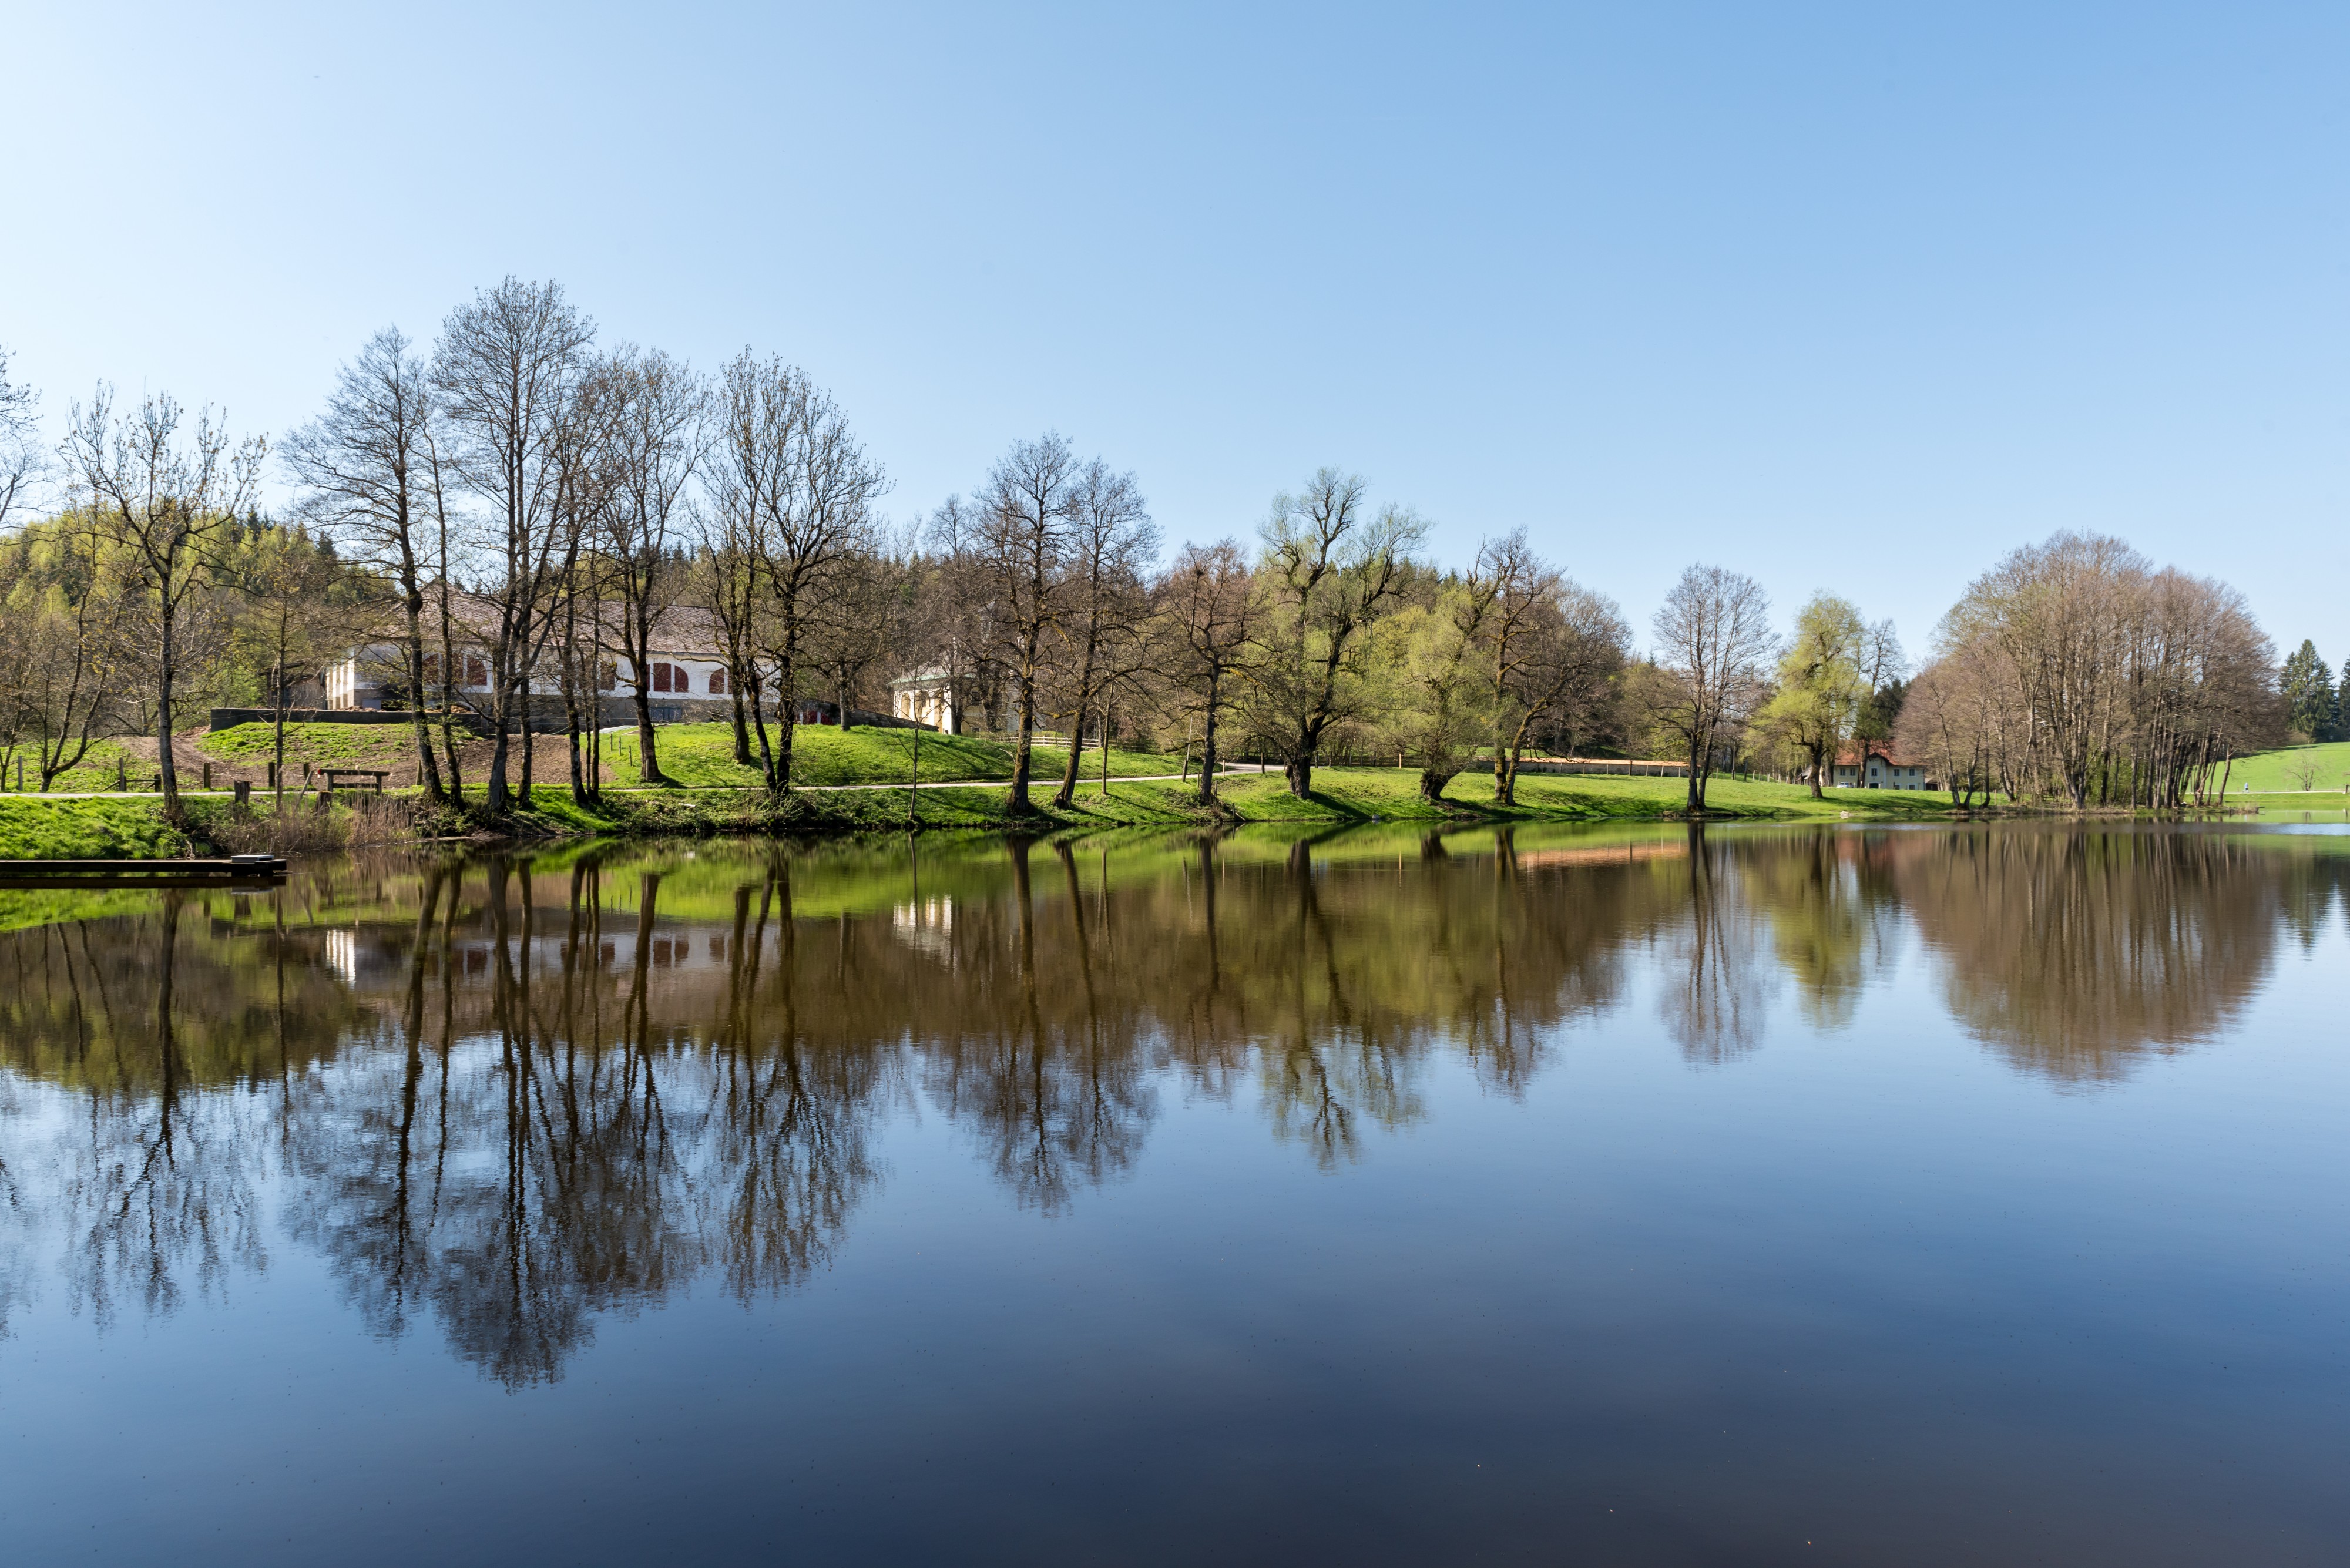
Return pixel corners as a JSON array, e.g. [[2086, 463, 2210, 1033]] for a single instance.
[[709, 669, 727, 695]]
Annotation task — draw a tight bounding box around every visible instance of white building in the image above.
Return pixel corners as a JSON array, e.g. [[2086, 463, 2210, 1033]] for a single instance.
[[889, 666, 964, 731], [1830, 746, 1933, 790], [322, 596, 751, 721]]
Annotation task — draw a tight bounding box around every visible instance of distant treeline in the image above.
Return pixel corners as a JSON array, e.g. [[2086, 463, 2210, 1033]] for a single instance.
[[0, 286, 2302, 818]]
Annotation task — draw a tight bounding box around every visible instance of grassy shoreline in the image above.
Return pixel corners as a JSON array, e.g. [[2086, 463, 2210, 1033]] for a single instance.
[[11, 718, 2334, 858], [2, 761, 2310, 859]]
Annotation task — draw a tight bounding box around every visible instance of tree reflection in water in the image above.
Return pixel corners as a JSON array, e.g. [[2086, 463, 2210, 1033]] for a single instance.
[[0, 824, 2338, 1375], [1894, 826, 2313, 1084]]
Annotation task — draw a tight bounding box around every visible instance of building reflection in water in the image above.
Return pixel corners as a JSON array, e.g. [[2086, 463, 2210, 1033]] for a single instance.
[[0, 822, 2338, 1380]]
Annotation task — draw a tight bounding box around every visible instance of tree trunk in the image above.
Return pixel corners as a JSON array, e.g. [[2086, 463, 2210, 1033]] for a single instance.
[[1198, 694, 1221, 808], [730, 682, 752, 765], [1284, 756, 1312, 798], [402, 598, 445, 804], [1008, 670, 1037, 814], [519, 692, 536, 807], [906, 721, 921, 828], [565, 672, 589, 809], [629, 667, 667, 784], [437, 602, 464, 808], [770, 701, 796, 795], [274, 658, 290, 818], [1053, 708, 1086, 810], [485, 678, 512, 815], [764, 620, 801, 795], [1418, 767, 1453, 804], [155, 610, 180, 815]]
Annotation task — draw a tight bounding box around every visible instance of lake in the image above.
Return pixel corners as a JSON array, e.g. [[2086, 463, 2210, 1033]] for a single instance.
[[1, 822, 2343, 1565]]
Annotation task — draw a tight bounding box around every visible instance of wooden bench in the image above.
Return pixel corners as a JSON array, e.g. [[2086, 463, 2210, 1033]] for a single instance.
[[321, 768, 391, 795]]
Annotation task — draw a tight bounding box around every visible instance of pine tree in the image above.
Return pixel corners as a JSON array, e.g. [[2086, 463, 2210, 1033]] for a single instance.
[[2280, 640, 2336, 741]]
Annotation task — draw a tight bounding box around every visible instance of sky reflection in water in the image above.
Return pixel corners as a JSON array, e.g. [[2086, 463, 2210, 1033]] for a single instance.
[[0, 822, 2343, 1566]]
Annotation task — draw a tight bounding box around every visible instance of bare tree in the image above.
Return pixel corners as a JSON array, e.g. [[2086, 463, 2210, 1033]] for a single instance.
[[690, 508, 764, 764], [1047, 458, 1157, 808], [281, 327, 448, 802], [419, 414, 471, 801], [805, 523, 911, 728], [1647, 564, 1774, 812], [1943, 532, 2141, 808], [916, 495, 1006, 735], [1932, 533, 2277, 808], [1240, 469, 1426, 797], [61, 388, 264, 814], [1475, 530, 1631, 805], [966, 434, 1082, 813], [0, 347, 48, 530], [595, 345, 706, 784], [1896, 650, 1997, 807], [1158, 540, 1255, 807], [431, 277, 597, 814], [709, 351, 887, 793]]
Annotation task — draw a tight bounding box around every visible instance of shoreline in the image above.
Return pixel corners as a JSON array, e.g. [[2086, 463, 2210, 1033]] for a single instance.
[[0, 768, 2326, 861]]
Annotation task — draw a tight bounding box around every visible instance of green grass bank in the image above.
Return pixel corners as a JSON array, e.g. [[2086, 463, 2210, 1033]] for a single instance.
[[0, 765, 1959, 858], [19, 729, 2349, 860]]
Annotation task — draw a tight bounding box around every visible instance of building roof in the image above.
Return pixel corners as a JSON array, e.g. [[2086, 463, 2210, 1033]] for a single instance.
[[349, 590, 729, 662], [1835, 745, 1923, 768]]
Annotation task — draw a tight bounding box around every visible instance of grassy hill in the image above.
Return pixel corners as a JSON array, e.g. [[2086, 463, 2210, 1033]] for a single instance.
[[2220, 741, 2350, 795]]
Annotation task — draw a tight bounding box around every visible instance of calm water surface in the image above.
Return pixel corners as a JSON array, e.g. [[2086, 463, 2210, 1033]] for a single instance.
[[1, 822, 2343, 1565]]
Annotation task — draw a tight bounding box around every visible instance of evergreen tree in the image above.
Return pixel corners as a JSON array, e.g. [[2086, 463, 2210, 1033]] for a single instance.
[[2280, 640, 2335, 741]]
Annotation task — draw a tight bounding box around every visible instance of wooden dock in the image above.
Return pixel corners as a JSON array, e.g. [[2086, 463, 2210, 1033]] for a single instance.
[[0, 855, 289, 887]]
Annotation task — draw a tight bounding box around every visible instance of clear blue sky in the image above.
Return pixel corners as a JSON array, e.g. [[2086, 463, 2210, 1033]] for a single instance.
[[6, 2, 2344, 663]]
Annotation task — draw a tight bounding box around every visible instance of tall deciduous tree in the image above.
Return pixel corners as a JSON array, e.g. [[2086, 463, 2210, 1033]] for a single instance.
[[1381, 573, 1497, 804], [281, 327, 448, 803], [966, 434, 1082, 814], [0, 346, 48, 529], [1475, 530, 1630, 805], [1159, 540, 1255, 807], [1756, 592, 1868, 797], [1849, 619, 1907, 746], [431, 277, 596, 815], [805, 523, 911, 729], [1241, 469, 1426, 798], [1646, 564, 1774, 812], [61, 388, 263, 815], [709, 351, 887, 793], [1919, 539, 2275, 808], [1048, 459, 1157, 809], [595, 345, 707, 784]]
